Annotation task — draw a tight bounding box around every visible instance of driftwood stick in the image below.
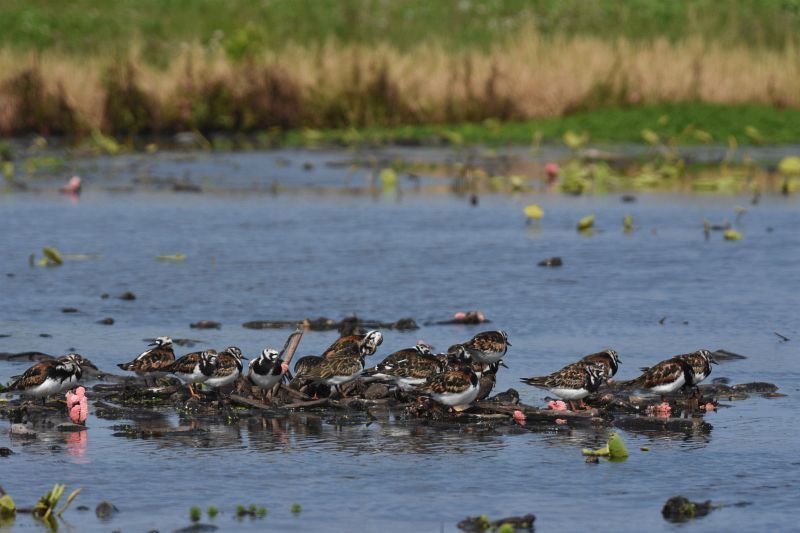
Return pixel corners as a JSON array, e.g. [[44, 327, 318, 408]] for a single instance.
[[280, 328, 304, 368], [281, 398, 330, 409], [228, 394, 272, 411], [279, 384, 311, 401]]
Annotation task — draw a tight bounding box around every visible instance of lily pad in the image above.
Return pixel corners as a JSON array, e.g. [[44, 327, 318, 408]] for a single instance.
[[42, 247, 63, 266], [582, 432, 628, 459], [778, 156, 800, 176], [156, 254, 187, 262], [577, 215, 595, 231], [723, 230, 742, 241], [623, 215, 633, 232], [379, 168, 397, 188], [523, 204, 544, 220]]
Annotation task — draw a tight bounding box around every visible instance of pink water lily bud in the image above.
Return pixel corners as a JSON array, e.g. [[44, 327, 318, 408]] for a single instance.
[[547, 400, 568, 411], [512, 410, 526, 425], [66, 387, 88, 425], [655, 401, 671, 418], [453, 312, 467, 320]]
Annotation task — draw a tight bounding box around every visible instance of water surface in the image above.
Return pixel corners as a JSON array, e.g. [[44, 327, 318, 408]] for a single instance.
[[1, 148, 798, 532]]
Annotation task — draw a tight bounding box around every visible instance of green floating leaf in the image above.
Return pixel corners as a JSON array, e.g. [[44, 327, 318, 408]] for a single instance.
[[607, 432, 629, 458], [723, 229, 742, 241], [641, 128, 660, 145], [291, 503, 302, 514], [90, 129, 120, 155], [563, 130, 589, 150], [155, 254, 187, 262], [0, 494, 16, 519], [524, 204, 544, 220], [778, 156, 800, 176], [744, 126, 764, 145], [623, 215, 633, 231], [577, 214, 595, 231], [582, 432, 628, 459], [693, 129, 713, 144], [42, 247, 63, 266], [56, 488, 81, 517], [379, 168, 397, 188]]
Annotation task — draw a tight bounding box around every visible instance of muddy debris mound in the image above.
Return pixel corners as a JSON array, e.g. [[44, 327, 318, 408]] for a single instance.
[[662, 496, 713, 522], [458, 513, 535, 532]]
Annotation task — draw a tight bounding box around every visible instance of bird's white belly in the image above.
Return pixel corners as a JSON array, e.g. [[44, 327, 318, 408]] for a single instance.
[[174, 366, 206, 384], [251, 372, 281, 391], [551, 387, 589, 400], [325, 372, 360, 386], [205, 371, 240, 388], [432, 385, 479, 407], [26, 378, 64, 398], [650, 375, 685, 394]]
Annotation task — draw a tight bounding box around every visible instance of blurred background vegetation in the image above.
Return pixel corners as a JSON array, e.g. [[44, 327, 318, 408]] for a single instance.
[[1, 0, 800, 142]]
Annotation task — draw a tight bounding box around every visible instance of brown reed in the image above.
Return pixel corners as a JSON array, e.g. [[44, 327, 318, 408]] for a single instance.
[[1, 31, 798, 136]]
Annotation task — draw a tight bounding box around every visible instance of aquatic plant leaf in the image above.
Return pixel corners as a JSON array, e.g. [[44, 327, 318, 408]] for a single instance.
[[90, 130, 120, 155], [563, 130, 588, 150], [693, 129, 712, 144], [581, 444, 610, 456], [0, 494, 16, 518], [641, 128, 660, 145], [1, 162, 13, 179], [744, 126, 764, 145], [723, 229, 742, 241], [155, 254, 187, 262], [42, 247, 63, 266], [379, 168, 397, 188], [576, 215, 594, 231], [581, 432, 628, 459], [607, 432, 629, 458], [623, 215, 633, 231], [56, 488, 81, 517], [524, 204, 544, 220], [778, 156, 800, 175]]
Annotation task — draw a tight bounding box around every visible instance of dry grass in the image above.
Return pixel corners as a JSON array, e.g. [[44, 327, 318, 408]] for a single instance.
[[1, 30, 799, 136]]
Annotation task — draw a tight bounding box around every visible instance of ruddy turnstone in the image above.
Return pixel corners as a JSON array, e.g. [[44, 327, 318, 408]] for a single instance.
[[675, 349, 717, 386], [162, 349, 218, 399], [476, 361, 502, 401], [362, 343, 443, 390], [117, 336, 175, 385], [205, 346, 246, 395], [620, 355, 694, 397], [520, 361, 607, 410], [581, 349, 621, 379], [6, 353, 91, 404], [461, 330, 510, 364], [301, 352, 366, 396], [418, 349, 480, 410], [248, 348, 290, 398], [322, 330, 383, 358]]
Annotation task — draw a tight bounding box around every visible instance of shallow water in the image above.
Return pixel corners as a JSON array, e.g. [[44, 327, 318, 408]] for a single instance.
[[1, 148, 799, 532]]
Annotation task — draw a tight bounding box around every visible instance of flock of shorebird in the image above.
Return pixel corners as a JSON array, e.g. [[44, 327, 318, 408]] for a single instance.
[[3, 329, 718, 411]]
